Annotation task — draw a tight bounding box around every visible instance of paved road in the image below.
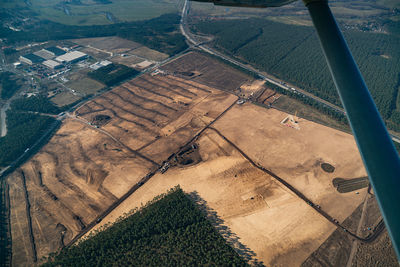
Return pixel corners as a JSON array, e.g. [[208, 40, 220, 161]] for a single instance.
[[180, 0, 400, 144]]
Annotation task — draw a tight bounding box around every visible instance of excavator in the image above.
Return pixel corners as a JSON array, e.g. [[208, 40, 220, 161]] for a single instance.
[[190, 0, 400, 262]]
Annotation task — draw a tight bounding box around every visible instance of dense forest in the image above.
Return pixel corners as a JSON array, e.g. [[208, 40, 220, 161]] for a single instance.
[[194, 19, 400, 131], [88, 64, 139, 86], [0, 110, 56, 167], [4, 14, 187, 56], [11, 95, 61, 114], [44, 187, 248, 267], [0, 72, 21, 100]]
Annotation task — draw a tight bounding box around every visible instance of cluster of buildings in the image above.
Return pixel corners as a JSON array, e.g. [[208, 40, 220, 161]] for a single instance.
[[89, 60, 112, 70], [18, 46, 88, 70]]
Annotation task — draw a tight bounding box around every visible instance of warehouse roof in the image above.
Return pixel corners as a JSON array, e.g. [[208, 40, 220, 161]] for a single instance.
[[21, 53, 45, 63], [45, 46, 66, 56], [43, 59, 62, 69], [55, 51, 87, 62]]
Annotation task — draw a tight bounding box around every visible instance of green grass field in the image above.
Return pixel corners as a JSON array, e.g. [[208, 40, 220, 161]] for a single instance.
[[50, 91, 81, 107], [27, 0, 181, 25], [66, 77, 105, 96]]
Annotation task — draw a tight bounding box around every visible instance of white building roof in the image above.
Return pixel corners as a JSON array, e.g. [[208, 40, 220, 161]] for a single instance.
[[33, 49, 54, 60], [43, 59, 62, 69], [100, 60, 112, 66], [55, 51, 87, 63]]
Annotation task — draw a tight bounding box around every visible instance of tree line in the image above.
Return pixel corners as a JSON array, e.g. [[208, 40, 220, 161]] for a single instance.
[[43, 187, 249, 267]]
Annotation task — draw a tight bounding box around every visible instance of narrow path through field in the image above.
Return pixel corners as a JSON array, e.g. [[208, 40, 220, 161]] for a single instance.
[[346, 194, 370, 267], [20, 171, 37, 263], [64, 100, 238, 248], [207, 126, 384, 243], [68, 114, 159, 166]]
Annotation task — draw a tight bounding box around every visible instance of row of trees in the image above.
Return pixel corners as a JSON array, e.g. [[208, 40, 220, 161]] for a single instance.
[[44, 187, 249, 266], [4, 14, 188, 56], [195, 18, 400, 130], [88, 64, 139, 87]]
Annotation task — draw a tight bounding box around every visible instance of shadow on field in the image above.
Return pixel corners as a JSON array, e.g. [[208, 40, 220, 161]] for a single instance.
[[188, 191, 265, 267]]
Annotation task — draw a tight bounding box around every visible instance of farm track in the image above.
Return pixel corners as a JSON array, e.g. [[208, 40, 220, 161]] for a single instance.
[[99, 95, 157, 124], [76, 106, 107, 117], [126, 80, 174, 101], [167, 76, 212, 94], [91, 101, 158, 136], [20, 171, 37, 263], [119, 85, 178, 112], [108, 91, 168, 118], [207, 127, 384, 243], [70, 115, 159, 166], [41, 148, 103, 217], [151, 76, 198, 97], [64, 99, 238, 248], [135, 77, 193, 100]]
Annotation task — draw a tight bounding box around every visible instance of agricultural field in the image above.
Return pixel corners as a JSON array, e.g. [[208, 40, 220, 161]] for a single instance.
[[161, 52, 252, 92], [20, 0, 181, 26]]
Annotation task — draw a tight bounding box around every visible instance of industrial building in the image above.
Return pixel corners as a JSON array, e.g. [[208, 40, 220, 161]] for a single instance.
[[89, 60, 112, 70], [55, 51, 88, 64], [44, 46, 66, 57], [33, 49, 54, 60], [19, 54, 45, 65], [43, 59, 63, 69], [13, 62, 22, 69]]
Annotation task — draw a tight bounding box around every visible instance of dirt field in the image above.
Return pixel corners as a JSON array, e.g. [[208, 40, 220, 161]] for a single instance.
[[8, 68, 238, 265], [83, 103, 368, 266], [161, 51, 252, 92], [213, 104, 367, 222]]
